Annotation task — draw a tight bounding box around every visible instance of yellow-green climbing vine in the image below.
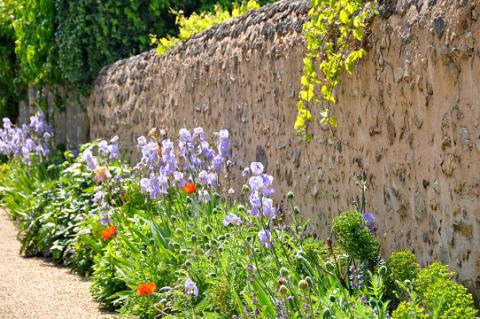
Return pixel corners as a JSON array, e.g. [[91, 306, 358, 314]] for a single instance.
[[296, 0, 378, 140]]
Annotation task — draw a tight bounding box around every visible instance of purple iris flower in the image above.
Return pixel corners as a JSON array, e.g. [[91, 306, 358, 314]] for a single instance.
[[262, 198, 276, 219], [94, 191, 105, 206], [363, 212, 377, 234], [211, 155, 224, 173], [249, 191, 261, 208], [250, 162, 264, 175], [100, 210, 112, 225], [223, 213, 242, 226], [185, 279, 199, 296], [242, 167, 251, 177], [82, 149, 98, 170], [193, 127, 205, 141], [258, 229, 273, 249], [248, 176, 264, 191], [198, 190, 211, 202], [216, 129, 230, 158]]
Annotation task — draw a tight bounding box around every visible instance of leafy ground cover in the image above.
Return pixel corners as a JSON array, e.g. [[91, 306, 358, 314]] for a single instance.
[[0, 113, 477, 318]]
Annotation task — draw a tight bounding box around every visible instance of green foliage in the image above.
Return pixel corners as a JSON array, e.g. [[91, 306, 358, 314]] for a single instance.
[[386, 250, 419, 284], [423, 279, 477, 319], [386, 250, 419, 302], [55, 0, 179, 94], [392, 301, 428, 319], [0, 0, 275, 113], [332, 210, 379, 264], [296, 0, 378, 138], [152, 0, 261, 55], [11, 0, 58, 86], [0, 0, 21, 119], [413, 263, 477, 318], [414, 262, 454, 297]]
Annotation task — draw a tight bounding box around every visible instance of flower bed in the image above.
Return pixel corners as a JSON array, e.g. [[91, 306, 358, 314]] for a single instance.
[[0, 113, 477, 318]]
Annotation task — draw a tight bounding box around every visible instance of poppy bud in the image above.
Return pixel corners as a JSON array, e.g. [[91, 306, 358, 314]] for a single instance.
[[242, 184, 250, 193], [278, 277, 286, 286], [293, 206, 300, 215], [279, 285, 288, 296], [174, 228, 184, 235], [298, 279, 309, 290]]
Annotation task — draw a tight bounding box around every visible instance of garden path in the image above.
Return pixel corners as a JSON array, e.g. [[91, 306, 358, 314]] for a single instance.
[[0, 209, 117, 319]]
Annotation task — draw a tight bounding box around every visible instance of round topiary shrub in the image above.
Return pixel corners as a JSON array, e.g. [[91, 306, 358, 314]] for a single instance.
[[386, 249, 420, 296], [331, 211, 379, 264]]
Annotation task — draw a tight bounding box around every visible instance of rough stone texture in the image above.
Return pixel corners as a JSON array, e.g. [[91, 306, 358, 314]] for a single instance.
[[18, 86, 89, 149], [89, 0, 480, 298]]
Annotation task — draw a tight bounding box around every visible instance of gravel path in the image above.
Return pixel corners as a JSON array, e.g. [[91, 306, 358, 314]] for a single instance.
[[0, 209, 117, 319]]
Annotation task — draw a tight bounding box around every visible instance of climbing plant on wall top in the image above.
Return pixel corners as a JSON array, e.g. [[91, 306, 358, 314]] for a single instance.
[[296, 0, 378, 141]]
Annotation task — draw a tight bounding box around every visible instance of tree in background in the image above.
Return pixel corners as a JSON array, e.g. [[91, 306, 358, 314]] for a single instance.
[[0, 0, 276, 118]]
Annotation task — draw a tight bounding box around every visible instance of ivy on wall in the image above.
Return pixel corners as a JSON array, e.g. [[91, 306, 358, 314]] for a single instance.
[[295, 0, 378, 140]]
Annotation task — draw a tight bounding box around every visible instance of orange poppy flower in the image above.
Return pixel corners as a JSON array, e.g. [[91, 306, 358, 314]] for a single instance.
[[183, 182, 196, 194], [101, 226, 117, 241], [137, 282, 157, 296]]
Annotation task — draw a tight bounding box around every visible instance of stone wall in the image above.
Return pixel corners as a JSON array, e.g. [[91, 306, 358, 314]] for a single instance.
[[88, 0, 480, 298]]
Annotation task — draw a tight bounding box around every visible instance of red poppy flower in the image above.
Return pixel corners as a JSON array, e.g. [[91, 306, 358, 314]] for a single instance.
[[137, 282, 157, 296], [183, 182, 196, 194], [101, 226, 117, 241]]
